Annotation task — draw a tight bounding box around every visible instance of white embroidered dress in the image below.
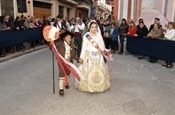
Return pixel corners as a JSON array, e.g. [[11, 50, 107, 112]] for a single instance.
[[75, 32, 110, 92]]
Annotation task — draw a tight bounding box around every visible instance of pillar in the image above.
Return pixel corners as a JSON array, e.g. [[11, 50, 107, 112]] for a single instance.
[[113, 0, 119, 20], [63, 6, 67, 19], [127, 0, 132, 21]]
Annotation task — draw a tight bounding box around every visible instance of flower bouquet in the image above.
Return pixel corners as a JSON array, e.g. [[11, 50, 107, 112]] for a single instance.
[[103, 49, 113, 62]]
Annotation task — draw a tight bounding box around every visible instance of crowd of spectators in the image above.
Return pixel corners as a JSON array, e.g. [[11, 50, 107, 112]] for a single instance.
[[0, 14, 175, 68], [96, 17, 175, 68], [0, 15, 52, 57]]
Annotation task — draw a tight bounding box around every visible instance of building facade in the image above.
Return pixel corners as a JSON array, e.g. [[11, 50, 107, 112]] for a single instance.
[[94, 0, 112, 20], [74, 0, 92, 19], [0, 0, 95, 20], [113, 0, 141, 22], [0, 0, 112, 20], [1, 0, 175, 22], [113, 0, 175, 23], [0, 0, 14, 17], [15, 0, 79, 19]]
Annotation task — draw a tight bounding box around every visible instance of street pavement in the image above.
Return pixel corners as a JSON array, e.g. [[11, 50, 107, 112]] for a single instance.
[[0, 48, 175, 115]]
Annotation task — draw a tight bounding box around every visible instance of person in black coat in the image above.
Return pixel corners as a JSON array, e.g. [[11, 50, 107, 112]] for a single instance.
[[14, 16, 24, 30], [136, 22, 148, 37], [118, 18, 129, 54], [98, 17, 104, 36], [136, 22, 149, 59], [53, 15, 67, 33], [149, 18, 160, 32], [103, 19, 111, 49]]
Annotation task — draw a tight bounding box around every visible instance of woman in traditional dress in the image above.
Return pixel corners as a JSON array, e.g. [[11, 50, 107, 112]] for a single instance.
[[75, 20, 110, 93]]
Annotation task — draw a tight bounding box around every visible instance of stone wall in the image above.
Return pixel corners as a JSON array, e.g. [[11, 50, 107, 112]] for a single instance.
[[142, 0, 155, 9], [1, 0, 14, 17]]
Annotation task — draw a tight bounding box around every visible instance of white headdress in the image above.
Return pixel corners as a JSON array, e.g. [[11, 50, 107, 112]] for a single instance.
[[87, 20, 101, 34]]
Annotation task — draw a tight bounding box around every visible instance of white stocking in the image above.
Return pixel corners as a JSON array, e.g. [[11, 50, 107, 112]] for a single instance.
[[59, 78, 64, 90]]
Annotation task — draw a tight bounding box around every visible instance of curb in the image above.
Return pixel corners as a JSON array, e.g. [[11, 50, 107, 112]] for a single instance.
[[0, 45, 48, 63]]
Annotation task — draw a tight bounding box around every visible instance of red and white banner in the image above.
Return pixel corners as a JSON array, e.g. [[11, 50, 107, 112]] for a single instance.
[[43, 26, 84, 86], [51, 44, 85, 85]]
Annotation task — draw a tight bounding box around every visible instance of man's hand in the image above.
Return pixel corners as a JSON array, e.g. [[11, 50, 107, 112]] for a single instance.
[[50, 41, 54, 44], [16, 27, 20, 30], [49, 41, 54, 50]]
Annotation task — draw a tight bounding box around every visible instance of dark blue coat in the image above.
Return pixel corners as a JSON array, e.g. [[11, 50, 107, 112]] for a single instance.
[[111, 28, 118, 41]]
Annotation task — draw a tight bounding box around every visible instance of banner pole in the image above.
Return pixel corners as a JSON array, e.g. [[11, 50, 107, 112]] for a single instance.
[[52, 51, 55, 94]]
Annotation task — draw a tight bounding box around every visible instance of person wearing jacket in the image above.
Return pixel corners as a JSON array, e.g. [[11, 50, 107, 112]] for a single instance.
[[136, 22, 148, 37], [69, 17, 85, 57], [127, 21, 137, 36], [103, 19, 111, 49], [164, 22, 175, 41], [136, 22, 149, 59], [53, 15, 67, 33], [162, 22, 175, 68], [147, 23, 164, 39], [147, 22, 164, 63], [118, 18, 129, 54], [51, 31, 83, 96], [110, 22, 119, 53]]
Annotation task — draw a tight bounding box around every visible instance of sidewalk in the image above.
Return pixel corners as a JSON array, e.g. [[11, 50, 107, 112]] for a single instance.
[[0, 45, 48, 63]]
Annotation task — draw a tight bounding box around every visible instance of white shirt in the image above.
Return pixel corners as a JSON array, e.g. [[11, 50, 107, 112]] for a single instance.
[[56, 21, 62, 32], [70, 23, 85, 32], [64, 41, 71, 59], [110, 28, 114, 35], [164, 29, 175, 41]]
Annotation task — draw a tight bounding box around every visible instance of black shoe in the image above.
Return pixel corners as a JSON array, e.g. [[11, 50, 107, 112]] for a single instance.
[[138, 56, 144, 60], [148, 59, 152, 62], [59, 89, 64, 96], [162, 63, 167, 67], [0, 55, 5, 57], [65, 85, 69, 89], [150, 60, 157, 63], [166, 64, 173, 68]]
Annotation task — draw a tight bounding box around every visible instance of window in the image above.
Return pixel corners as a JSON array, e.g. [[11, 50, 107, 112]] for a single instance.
[[78, 11, 82, 18], [59, 5, 64, 17]]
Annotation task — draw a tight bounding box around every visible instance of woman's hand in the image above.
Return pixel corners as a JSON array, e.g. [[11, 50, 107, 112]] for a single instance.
[[95, 45, 103, 53], [79, 58, 83, 64]]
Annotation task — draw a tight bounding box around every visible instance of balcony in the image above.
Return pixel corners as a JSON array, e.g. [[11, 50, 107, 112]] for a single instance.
[[74, 0, 94, 4], [58, 0, 78, 5], [98, 3, 111, 13], [77, 4, 89, 10]]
